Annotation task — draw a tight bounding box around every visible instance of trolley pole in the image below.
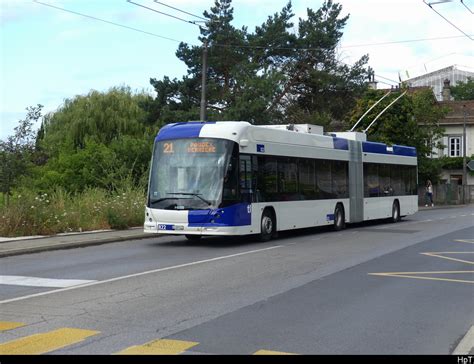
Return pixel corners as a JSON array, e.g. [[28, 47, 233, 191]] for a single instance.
[[200, 40, 208, 121]]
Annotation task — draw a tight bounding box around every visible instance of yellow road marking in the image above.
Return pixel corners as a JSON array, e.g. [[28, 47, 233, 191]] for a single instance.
[[421, 252, 474, 265], [254, 349, 297, 355], [116, 339, 199, 355], [369, 271, 474, 284], [0, 322, 25, 332], [0, 328, 99, 355]]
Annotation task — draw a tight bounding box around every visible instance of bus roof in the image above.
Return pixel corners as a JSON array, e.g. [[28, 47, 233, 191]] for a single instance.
[[155, 121, 416, 157]]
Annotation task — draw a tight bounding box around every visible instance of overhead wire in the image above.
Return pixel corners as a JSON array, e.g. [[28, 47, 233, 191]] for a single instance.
[[423, 0, 473, 40], [126, 0, 201, 27], [33, 1, 472, 50], [460, 0, 474, 14], [32, 0, 469, 87], [153, 0, 207, 21], [375, 74, 400, 84], [32, 0, 182, 43]]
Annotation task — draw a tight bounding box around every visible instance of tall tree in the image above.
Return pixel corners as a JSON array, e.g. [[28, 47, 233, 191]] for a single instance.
[[41, 86, 148, 153], [0, 104, 43, 205], [35, 87, 156, 192], [280, 1, 369, 127], [150, 0, 369, 127]]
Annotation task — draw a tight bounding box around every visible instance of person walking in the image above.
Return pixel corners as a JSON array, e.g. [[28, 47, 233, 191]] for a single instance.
[[425, 180, 434, 207]]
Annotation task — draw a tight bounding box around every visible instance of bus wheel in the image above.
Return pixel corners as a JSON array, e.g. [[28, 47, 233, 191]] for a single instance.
[[185, 235, 202, 242], [259, 210, 275, 242], [391, 201, 400, 223], [334, 204, 345, 231]]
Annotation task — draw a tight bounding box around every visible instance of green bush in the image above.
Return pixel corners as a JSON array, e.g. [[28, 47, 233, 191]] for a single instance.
[[439, 156, 473, 170], [0, 183, 145, 237]]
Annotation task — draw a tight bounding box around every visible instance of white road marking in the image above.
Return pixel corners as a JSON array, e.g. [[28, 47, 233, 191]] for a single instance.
[[455, 239, 474, 244], [0, 275, 96, 288], [0, 245, 283, 304], [421, 252, 474, 265], [453, 325, 474, 355]]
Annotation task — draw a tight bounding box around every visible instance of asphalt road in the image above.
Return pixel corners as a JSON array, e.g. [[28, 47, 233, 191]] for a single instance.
[[1, 206, 473, 355]]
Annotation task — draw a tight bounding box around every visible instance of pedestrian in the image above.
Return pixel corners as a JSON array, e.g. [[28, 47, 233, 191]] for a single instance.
[[425, 179, 434, 207]]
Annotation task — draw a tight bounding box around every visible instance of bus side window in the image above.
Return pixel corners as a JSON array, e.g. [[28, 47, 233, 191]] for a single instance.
[[222, 146, 240, 207], [252, 156, 260, 202], [239, 155, 253, 203]]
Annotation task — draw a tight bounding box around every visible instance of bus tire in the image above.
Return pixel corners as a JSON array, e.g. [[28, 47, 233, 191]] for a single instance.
[[390, 201, 400, 223], [259, 209, 275, 242], [185, 234, 202, 242], [334, 204, 345, 231]]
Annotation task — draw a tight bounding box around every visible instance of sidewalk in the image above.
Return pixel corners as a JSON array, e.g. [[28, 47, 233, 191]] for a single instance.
[[0, 227, 155, 258], [418, 203, 472, 211]]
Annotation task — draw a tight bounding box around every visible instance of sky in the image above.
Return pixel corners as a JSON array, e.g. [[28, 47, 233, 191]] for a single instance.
[[1, 0, 473, 139]]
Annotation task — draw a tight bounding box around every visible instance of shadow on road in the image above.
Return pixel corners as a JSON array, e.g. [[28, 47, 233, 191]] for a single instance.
[[148, 216, 421, 249]]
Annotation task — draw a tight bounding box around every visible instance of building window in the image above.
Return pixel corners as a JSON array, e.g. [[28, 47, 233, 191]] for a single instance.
[[448, 136, 461, 157]]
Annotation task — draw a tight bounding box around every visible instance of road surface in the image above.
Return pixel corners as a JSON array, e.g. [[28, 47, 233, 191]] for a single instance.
[[1, 206, 473, 355]]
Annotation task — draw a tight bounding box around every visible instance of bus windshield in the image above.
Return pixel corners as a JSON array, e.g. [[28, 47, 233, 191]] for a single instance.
[[148, 138, 235, 210]]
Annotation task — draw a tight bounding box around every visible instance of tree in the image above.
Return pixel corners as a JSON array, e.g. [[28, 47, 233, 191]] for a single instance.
[[40, 86, 149, 154], [451, 77, 474, 101], [347, 88, 448, 183], [34, 87, 156, 192], [150, 0, 369, 127], [0, 104, 43, 205], [276, 1, 369, 127]]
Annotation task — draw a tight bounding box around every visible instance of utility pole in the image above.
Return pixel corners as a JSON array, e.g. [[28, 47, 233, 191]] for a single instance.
[[462, 104, 467, 204], [200, 40, 208, 121]]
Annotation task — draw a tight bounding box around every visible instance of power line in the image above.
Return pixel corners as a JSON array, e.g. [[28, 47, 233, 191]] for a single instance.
[[33, 1, 472, 51], [423, 0, 473, 41], [341, 34, 472, 48], [153, 1, 207, 21], [374, 74, 399, 84], [33, 0, 182, 43], [127, 0, 201, 27], [374, 79, 398, 86], [29, 2, 404, 96], [460, 0, 474, 14], [29, 1, 463, 85], [209, 34, 472, 51]]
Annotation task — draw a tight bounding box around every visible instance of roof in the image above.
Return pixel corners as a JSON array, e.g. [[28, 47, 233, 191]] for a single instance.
[[438, 100, 474, 125], [406, 65, 474, 84], [154, 121, 417, 157]]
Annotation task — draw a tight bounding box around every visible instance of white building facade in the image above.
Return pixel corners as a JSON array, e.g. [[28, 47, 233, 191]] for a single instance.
[[406, 65, 474, 101]]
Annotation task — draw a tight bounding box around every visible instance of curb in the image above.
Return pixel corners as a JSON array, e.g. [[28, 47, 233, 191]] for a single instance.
[[418, 204, 471, 210], [0, 233, 158, 258]]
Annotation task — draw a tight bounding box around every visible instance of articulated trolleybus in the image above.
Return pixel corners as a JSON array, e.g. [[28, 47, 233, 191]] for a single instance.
[[144, 121, 418, 241]]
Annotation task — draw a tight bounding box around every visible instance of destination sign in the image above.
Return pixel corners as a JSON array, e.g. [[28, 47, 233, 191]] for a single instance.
[[187, 141, 216, 153]]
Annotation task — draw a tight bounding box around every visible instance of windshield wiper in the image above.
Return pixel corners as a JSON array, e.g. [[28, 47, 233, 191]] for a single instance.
[[149, 197, 175, 206], [167, 192, 212, 205]]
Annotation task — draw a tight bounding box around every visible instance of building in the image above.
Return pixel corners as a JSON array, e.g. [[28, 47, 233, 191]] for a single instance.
[[406, 65, 474, 101], [435, 80, 474, 186], [402, 65, 473, 186]]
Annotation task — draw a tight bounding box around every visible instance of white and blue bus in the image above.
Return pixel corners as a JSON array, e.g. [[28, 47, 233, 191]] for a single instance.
[[144, 121, 418, 241]]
